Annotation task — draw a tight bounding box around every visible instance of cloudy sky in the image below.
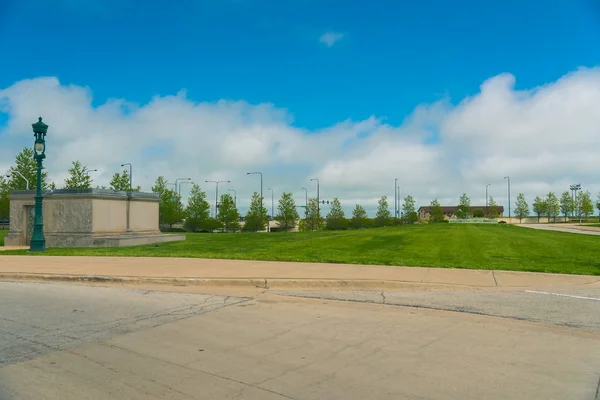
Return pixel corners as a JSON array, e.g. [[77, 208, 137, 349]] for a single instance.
[[1, 0, 600, 215]]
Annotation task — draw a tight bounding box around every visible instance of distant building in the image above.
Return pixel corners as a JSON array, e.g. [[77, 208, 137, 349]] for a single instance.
[[417, 205, 504, 220]]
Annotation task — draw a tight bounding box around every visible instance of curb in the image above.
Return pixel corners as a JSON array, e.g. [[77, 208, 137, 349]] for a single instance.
[[0, 273, 471, 290]]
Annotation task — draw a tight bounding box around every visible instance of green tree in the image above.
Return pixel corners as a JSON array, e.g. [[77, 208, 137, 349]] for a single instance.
[[6, 147, 48, 190], [545, 192, 559, 223], [0, 175, 8, 220], [375, 195, 392, 227], [326, 197, 347, 230], [514, 193, 529, 223], [63, 160, 93, 189], [275, 192, 299, 231], [487, 196, 499, 218], [576, 191, 594, 223], [428, 198, 445, 223], [302, 197, 324, 231], [152, 176, 184, 228], [455, 193, 471, 219], [218, 193, 241, 232], [559, 191, 573, 222], [351, 204, 368, 229], [109, 170, 132, 191], [183, 183, 211, 232], [244, 192, 269, 232], [532, 196, 547, 223], [401, 195, 417, 224]]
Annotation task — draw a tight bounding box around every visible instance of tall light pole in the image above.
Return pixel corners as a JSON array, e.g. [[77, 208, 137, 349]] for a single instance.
[[570, 183, 581, 219], [86, 169, 98, 177], [120, 163, 132, 191], [175, 178, 191, 196], [179, 180, 193, 197], [30, 117, 48, 252], [5, 171, 30, 190], [504, 176, 511, 219], [301, 187, 308, 217], [486, 184, 491, 217], [228, 189, 237, 208], [246, 172, 263, 200], [394, 178, 398, 221], [310, 178, 320, 214], [268, 188, 274, 219], [206, 180, 230, 218]]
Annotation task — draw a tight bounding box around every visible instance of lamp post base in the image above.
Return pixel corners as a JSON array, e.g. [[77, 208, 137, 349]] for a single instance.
[[29, 237, 46, 252]]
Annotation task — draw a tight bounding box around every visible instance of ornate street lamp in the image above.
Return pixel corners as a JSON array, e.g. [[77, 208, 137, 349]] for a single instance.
[[30, 117, 48, 252]]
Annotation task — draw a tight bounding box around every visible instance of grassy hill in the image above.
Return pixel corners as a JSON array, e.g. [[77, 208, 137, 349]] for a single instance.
[[2, 224, 599, 275]]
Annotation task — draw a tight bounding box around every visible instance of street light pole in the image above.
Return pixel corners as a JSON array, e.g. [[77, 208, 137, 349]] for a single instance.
[[206, 180, 230, 218], [5, 171, 30, 190], [570, 183, 581, 220], [246, 172, 263, 199], [486, 184, 491, 217], [179, 180, 193, 197], [301, 187, 308, 217], [268, 188, 274, 219], [310, 178, 320, 214], [30, 117, 48, 252], [504, 176, 511, 219], [86, 169, 98, 177], [175, 178, 191, 197], [394, 178, 398, 221], [120, 163, 132, 191], [228, 189, 237, 208]]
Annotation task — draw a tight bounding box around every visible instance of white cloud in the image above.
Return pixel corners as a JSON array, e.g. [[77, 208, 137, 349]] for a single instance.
[[1, 67, 600, 216], [319, 31, 345, 47]]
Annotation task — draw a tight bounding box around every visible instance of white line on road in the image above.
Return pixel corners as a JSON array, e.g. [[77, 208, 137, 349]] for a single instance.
[[525, 290, 600, 302]]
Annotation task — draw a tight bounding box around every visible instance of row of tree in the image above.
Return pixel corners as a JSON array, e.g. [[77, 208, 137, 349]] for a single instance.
[[531, 191, 597, 222]]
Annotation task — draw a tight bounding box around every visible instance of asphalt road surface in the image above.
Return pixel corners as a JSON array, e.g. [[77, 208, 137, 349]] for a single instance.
[[1, 281, 600, 400]]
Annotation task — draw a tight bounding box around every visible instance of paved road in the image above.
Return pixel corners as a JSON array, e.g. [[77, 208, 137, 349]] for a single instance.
[[2, 282, 600, 399], [519, 223, 600, 236], [274, 286, 600, 330]]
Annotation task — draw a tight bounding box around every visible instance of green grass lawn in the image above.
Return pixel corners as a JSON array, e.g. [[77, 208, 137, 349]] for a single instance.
[[2, 224, 600, 275]]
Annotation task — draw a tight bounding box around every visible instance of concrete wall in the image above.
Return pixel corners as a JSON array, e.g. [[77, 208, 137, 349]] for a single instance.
[[5, 189, 162, 247]]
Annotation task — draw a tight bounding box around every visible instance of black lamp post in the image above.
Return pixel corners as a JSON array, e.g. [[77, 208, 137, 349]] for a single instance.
[[206, 180, 230, 218], [30, 117, 48, 252]]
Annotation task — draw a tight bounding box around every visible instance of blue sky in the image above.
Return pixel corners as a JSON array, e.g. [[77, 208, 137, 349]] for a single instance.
[[2, 0, 599, 129], [1, 0, 600, 214]]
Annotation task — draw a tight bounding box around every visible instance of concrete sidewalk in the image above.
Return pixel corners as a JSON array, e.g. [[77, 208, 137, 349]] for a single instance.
[[0, 256, 598, 290]]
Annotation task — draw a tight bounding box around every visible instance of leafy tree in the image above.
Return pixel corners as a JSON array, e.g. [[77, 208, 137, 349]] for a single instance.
[[218, 193, 241, 232], [375, 195, 392, 227], [559, 191, 573, 222], [576, 191, 594, 222], [351, 204, 368, 229], [302, 197, 324, 231], [401, 195, 417, 224], [545, 192, 559, 223], [275, 192, 299, 231], [0, 175, 8, 220], [6, 147, 48, 190], [183, 183, 211, 232], [428, 198, 445, 223], [109, 170, 132, 191], [244, 192, 269, 232], [455, 193, 471, 219], [151, 176, 185, 228], [514, 193, 529, 223], [532, 196, 547, 223], [326, 197, 347, 230], [487, 196, 499, 218], [63, 160, 93, 189], [472, 209, 485, 218]]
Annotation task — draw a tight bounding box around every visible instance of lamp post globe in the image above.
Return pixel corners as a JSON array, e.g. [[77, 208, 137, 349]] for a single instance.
[[30, 117, 48, 252]]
